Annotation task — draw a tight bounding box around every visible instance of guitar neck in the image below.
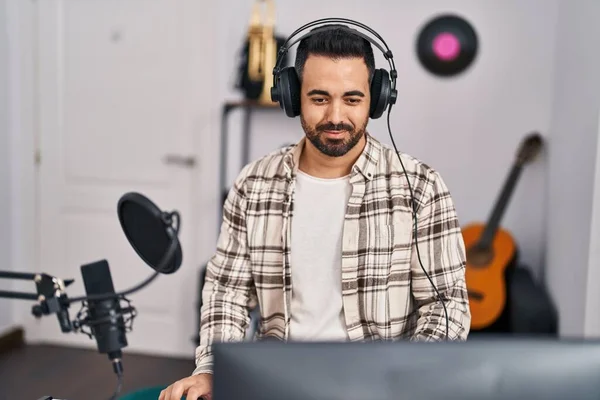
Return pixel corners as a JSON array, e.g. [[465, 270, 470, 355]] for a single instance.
[[479, 163, 523, 248]]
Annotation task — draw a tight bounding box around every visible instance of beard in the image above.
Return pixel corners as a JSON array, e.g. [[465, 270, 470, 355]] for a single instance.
[[300, 115, 368, 157]]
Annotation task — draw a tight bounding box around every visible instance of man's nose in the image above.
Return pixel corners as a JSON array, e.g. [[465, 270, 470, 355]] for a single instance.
[[326, 101, 344, 124]]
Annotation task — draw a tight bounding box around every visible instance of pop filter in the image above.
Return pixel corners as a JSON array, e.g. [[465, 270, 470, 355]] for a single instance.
[[117, 192, 183, 274]]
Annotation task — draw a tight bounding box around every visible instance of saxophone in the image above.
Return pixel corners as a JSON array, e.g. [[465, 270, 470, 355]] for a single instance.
[[246, 0, 278, 105]]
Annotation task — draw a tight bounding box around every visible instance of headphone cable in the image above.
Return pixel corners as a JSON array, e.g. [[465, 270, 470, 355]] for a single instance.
[[385, 106, 450, 341]]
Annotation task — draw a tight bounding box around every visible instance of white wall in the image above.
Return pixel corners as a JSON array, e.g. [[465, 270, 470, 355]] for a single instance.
[[0, 0, 14, 334], [545, 0, 600, 337], [219, 0, 558, 278]]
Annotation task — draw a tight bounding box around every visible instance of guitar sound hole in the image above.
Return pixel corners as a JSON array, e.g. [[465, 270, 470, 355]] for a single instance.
[[467, 245, 494, 267], [468, 290, 484, 301]]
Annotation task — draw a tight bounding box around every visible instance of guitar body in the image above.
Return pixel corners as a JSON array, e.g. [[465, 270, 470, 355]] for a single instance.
[[462, 223, 517, 330]]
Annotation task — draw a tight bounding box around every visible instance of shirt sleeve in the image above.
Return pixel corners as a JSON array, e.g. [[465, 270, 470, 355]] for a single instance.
[[192, 166, 258, 375], [409, 169, 471, 341]]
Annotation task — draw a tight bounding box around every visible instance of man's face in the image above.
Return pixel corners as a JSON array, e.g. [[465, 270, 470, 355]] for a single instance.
[[299, 55, 371, 157]]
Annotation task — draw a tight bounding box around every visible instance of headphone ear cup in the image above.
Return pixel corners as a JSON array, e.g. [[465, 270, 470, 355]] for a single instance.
[[277, 67, 301, 118], [369, 69, 391, 119]]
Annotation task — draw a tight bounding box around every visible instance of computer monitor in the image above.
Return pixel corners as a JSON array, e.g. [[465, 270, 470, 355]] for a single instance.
[[212, 338, 600, 400]]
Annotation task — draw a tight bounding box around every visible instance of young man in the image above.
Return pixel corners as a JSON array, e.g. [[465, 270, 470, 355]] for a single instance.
[[160, 24, 470, 400]]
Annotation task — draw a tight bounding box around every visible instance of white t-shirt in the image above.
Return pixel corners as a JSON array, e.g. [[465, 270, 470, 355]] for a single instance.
[[289, 169, 351, 341]]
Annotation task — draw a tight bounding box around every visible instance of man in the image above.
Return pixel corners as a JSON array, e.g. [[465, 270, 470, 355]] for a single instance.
[[160, 24, 470, 400]]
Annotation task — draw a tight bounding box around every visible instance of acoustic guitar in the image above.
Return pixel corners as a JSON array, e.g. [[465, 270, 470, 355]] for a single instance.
[[462, 133, 544, 330]]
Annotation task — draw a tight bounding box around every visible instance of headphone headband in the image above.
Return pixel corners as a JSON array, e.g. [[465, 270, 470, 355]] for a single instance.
[[272, 17, 397, 91], [284, 26, 388, 59]]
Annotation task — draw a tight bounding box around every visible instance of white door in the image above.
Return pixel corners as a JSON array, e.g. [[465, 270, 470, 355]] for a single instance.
[[29, 0, 215, 358]]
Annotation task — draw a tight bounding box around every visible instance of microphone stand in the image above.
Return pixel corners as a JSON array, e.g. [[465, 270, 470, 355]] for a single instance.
[[0, 269, 160, 400], [0, 269, 161, 400], [0, 200, 182, 400]]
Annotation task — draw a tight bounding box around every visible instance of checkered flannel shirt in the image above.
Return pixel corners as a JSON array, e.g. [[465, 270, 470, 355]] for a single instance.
[[193, 133, 470, 375]]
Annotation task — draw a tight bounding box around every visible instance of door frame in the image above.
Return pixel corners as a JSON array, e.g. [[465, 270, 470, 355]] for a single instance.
[[584, 108, 600, 338], [6, 0, 40, 340], [6, 0, 221, 349]]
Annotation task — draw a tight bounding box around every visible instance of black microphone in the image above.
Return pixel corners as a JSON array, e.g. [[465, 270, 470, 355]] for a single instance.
[[77, 259, 130, 377]]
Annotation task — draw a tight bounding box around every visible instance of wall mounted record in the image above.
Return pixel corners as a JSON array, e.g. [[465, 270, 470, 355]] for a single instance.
[[416, 14, 478, 77]]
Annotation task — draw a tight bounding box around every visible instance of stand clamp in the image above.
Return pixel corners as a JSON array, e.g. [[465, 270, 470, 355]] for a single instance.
[[0, 271, 74, 332]]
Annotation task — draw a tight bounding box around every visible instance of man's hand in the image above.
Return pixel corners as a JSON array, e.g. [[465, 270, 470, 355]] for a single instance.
[[158, 373, 213, 400]]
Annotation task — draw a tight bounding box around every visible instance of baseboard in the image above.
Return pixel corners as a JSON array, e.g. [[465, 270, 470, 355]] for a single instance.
[[0, 325, 25, 355]]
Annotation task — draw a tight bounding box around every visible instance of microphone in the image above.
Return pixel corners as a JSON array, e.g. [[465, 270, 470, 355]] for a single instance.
[[76, 259, 132, 377]]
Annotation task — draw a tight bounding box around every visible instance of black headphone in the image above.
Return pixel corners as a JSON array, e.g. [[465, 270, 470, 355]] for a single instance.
[[270, 17, 398, 119]]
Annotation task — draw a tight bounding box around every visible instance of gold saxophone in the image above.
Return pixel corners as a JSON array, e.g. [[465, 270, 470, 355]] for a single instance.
[[246, 0, 278, 105]]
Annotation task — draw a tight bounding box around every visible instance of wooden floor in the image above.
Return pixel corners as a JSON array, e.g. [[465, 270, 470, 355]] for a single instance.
[[0, 344, 195, 400]]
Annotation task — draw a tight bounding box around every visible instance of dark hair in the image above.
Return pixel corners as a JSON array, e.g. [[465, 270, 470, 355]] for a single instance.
[[294, 25, 375, 83]]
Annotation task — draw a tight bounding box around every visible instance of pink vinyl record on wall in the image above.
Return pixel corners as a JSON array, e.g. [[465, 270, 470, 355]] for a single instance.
[[416, 14, 478, 77]]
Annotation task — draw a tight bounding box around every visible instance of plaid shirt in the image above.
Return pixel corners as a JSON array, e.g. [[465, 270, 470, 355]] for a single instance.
[[194, 133, 470, 375]]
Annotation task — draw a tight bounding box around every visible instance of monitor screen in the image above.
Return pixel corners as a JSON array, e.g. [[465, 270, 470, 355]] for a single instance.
[[212, 338, 600, 400]]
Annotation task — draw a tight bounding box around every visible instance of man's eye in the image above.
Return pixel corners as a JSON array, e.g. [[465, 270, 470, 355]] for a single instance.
[[347, 98, 361, 104], [312, 98, 326, 103]]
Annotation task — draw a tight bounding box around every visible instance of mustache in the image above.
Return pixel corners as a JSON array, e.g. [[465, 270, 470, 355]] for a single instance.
[[316, 122, 354, 132]]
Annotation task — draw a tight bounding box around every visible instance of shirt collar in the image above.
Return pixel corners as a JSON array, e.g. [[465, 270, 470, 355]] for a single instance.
[[283, 132, 381, 181]]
